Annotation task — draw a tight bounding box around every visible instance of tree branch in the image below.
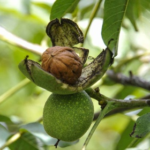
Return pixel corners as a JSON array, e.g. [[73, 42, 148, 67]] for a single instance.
[[86, 88, 150, 107], [86, 88, 150, 120], [0, 26, 44, 55], [106, 70, 150, 91]]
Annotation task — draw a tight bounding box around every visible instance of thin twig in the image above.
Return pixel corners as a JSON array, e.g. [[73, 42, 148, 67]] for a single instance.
[[107, 70, 150, 91], [84, 0, 103, 39], [0, 78, 30, 105], [86, 88, 150, 109], [0, 26, 44, 55], [86, 87, 150, 121]]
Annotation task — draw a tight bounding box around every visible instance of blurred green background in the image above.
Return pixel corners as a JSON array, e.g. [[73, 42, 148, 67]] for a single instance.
[[0, 0, 150, 150]]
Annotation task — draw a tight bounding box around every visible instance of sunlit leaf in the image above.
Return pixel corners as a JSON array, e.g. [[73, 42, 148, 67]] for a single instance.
[[102, 0, 129, 56], [50, 0, 80, 20], [130, 113, 150, 138]]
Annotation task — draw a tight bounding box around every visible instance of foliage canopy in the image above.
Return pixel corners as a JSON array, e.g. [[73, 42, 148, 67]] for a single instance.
[[0, 0, 150, 150]]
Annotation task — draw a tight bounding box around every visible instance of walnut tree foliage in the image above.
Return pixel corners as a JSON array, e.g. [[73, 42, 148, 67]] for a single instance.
[[0, 0, 150, 150]]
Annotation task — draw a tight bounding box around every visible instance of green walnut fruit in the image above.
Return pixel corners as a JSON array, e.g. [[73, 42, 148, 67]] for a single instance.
[[43, 91, 94, 142]]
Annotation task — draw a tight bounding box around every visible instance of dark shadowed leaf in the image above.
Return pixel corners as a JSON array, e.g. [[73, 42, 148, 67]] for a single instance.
[[50, 0, 80, 20], [102, 0, 129, 56], [130, 113, 150, 138]]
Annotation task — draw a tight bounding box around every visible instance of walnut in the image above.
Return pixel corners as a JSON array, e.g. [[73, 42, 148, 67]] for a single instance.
[[41, 46, 82, 85]]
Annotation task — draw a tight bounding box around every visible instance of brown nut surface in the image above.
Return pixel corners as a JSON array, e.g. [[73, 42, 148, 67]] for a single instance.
[[41, 46, 82, 85]]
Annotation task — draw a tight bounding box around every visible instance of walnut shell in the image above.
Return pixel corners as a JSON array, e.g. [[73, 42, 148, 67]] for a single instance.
[[41, 46, 82, 85]]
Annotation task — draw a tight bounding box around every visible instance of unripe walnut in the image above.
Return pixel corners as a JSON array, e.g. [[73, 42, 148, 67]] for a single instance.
[[41, 46, 82, 85]]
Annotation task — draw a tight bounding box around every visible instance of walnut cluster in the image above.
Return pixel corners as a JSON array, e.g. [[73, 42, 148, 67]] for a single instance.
[[41, 46, 82, 85]]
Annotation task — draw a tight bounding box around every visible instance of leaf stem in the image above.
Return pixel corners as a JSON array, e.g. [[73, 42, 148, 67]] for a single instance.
[[0, 78, 30, 105], [84, 0, 103, 39], [82, 102, 115, 150]]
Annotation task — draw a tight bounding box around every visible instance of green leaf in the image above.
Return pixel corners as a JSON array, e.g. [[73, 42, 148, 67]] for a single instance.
[[115, 119, 135, 150], [82, 102, 116, 150], [50, 0, 80, 20], [138, 107, 150, 116], [130, 113, 150, 138], [126, 0, 150, 31], [101, 0, 129, 56], [0, 115, 12, 123], [125, 0, 139, 31], [8, 131, 45, 150]]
